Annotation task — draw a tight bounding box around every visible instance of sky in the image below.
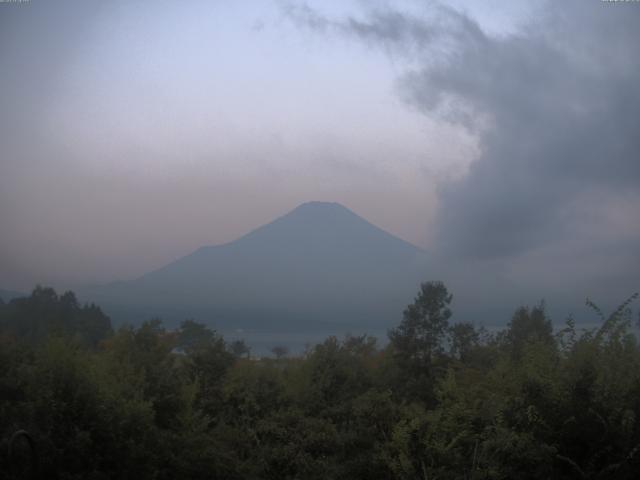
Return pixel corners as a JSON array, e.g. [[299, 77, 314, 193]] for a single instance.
[[1, 0, 639, 315]]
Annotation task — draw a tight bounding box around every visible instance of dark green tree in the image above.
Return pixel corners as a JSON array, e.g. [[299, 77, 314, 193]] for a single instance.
[[448, 321, 480, 363], [388, 281, 452, 403], [229, 339, 251, 358], [505, 303, 554, 359], [0, 286, 111, 346], [177, 319, 216, 353]]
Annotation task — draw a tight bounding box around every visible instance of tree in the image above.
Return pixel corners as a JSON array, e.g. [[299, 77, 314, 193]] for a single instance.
[[177, 319, 216, 353], [449, 322, 479, 362], [271, 345, 289, 359], [505, 303, 554, 359], [0, 286, 112, 346], [230, 339, 251, 359], [389, 281, 452, 362], [388, 281, 452, 402]]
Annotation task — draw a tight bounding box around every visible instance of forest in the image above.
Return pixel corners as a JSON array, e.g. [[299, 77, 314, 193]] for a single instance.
[[1, 284, 639, 479]]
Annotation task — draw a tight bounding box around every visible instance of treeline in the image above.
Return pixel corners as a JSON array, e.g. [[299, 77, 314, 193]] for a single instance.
[[0, 286, 111, 347], [1, 284, 639, 479]]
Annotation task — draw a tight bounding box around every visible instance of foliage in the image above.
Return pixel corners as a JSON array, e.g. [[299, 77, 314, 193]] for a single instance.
[[1, 285, 639, 479], [0, 286, 112, 347], [388, 281, 453, 403]]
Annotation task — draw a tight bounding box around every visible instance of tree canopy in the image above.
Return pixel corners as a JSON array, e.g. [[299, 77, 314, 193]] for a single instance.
[[1, 285, 639, 479]]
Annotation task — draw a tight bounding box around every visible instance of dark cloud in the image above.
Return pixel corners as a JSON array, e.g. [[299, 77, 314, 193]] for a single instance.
[[288, 1, 640, 262], [283, 0, 640, 318], [410, 4, 640, 259], [283, 2, 480, 59]]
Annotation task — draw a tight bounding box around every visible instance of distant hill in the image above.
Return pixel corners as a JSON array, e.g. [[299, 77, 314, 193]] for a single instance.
[[79, 202, 430, 329], [0, 289, 26, 303]]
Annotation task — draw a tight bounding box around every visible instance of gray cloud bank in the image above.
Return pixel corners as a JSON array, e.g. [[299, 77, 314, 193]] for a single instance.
[[288, 0, 640, 311]]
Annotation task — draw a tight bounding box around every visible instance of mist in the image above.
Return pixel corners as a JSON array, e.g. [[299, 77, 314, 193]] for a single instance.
[[1, 0, 638, 323]]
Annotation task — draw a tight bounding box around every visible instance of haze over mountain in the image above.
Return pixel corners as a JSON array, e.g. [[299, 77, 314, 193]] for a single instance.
[[0, 289, 26, 303], [79, 202, 429, 329]]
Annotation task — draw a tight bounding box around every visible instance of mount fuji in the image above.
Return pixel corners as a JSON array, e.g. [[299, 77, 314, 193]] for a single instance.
[[79, 202, 430, 329]]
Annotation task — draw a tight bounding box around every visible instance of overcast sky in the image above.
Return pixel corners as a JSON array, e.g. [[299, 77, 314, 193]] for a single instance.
[[1, 0, 638, 313]]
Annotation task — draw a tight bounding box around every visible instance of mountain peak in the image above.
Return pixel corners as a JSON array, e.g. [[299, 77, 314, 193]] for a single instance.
[[229, 200, 422, 256], [283, 201, 358, 221], [293, 201, 346, 210]]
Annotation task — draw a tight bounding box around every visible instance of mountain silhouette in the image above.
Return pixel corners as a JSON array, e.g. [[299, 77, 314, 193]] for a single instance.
[[80, 202, 429, 329], [0, 289, 26, 303]]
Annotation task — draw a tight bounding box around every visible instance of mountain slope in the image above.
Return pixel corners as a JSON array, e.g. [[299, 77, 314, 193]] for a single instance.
[[0, 289, 26, 303], [80, 202, 429, 328]]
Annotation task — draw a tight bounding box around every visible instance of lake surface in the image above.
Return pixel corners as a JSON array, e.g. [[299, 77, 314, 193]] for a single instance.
[[221, 327, 390, 357]]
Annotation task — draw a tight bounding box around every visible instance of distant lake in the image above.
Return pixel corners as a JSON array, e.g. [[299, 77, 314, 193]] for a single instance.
[[221, 327, 390, 357], [222, 321, 639, 357]]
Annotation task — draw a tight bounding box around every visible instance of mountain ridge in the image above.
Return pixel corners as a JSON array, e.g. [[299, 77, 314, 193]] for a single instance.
[[0, 289, 26, 303], [79, 202, 429, 328]]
